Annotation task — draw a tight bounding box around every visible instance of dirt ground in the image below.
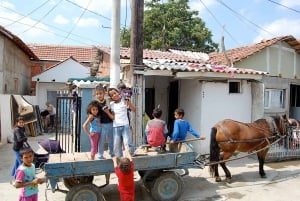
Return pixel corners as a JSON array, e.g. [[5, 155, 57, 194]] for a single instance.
[[2, 134, 300, 201]]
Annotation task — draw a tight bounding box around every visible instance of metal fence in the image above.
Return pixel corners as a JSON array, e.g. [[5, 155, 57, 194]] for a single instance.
[[266, 126, 300, 162], [55, 96, 81, 153]]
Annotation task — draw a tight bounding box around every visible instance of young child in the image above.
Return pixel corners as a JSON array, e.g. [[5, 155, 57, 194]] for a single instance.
[[112, 147, 135, 201], [94, 85, 114, 159], [170, 108, 206, 143], [14, 147, 45, 201], [82, 100, 101, 160], [108, 88, 136, 157], [145, 108, 168, 148], [11, 116, 28, 178]]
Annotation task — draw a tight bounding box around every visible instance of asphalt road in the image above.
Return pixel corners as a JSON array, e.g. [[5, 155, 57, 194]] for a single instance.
[[1, 134, 300, 201]]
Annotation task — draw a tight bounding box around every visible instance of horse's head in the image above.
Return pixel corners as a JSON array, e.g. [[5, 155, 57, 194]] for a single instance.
[[277, 114, 289, 136]]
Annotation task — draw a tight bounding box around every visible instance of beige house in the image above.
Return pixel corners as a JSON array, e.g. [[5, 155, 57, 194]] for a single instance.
[[209, 35, 300, 120], [0, 25, 38, 95]]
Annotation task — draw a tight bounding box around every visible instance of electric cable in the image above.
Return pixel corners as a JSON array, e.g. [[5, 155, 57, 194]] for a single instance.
[[199, 0, 241, 47], [266, 0, 300, 14], [60, 0, 93, 44], [19, 0, 64, 35], [5, 0, 51, 28]]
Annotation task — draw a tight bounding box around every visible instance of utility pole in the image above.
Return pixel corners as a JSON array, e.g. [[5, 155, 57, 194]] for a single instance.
[[110, 0, 121, 88], [130, 0, 144, 146]]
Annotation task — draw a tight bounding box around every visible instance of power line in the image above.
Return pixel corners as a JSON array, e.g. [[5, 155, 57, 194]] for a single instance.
[[0, 4, 101, 45], [199, 0, 241, 47], [64, 0, 111, 21], [60, 0, 93, 44], [266, 0, 300, 14], [216, 0, 275, 37], [20, 0, 64, 34], [5, 0, 51, 28]]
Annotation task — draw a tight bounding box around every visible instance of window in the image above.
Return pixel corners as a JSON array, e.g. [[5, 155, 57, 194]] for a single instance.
[[229, 81, 241, 93], [264, 89, 285, 109], [14, 78, 19, 92]]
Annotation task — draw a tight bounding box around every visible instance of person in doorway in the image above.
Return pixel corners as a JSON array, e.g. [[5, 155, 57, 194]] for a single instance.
[[82, 100, 101, 160], [11, 116, 28, 179], [107, 88, 136, 157], [94, 84, 114, 159], [145, 107, 168, 150], [112, 147, 135, 201], [45, 101, 56, 130], [14, 147, 45, 201]]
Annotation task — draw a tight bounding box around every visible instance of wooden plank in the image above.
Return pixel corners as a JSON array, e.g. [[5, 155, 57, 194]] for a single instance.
[[48, 153, 76, 163]]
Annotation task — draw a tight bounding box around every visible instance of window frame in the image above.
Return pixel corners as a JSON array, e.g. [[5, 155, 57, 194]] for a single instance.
[[264, 88, 285, 109]]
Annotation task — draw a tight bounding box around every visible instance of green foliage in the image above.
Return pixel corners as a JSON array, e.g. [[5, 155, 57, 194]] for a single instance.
[[121, 0, 219, 53]]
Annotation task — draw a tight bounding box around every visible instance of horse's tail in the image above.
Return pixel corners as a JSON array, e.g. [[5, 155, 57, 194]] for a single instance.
[[209, 126, 220, 177]]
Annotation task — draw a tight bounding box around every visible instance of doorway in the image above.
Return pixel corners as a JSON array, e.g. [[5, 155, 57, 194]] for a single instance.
[[168, 81, 179, 134]]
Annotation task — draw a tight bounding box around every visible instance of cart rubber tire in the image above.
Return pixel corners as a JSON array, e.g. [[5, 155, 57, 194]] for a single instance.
[[65, 183, 105, 201], [150, 171, 184, 201], [139, 170, 163, 189], [63, 176, 94, 189]]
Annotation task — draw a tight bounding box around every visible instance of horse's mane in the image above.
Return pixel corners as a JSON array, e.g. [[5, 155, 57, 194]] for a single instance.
[[254, 116, 280, 125]]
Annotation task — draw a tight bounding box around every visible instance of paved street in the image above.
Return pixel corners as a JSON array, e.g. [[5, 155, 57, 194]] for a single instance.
[[1, 134, 300, 201]]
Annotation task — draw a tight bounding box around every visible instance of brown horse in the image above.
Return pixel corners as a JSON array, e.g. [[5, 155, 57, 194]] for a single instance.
[[209, 115, 289, 183]]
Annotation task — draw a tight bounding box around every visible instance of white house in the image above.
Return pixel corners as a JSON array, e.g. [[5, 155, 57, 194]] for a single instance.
[[32, 56, 90, 110]]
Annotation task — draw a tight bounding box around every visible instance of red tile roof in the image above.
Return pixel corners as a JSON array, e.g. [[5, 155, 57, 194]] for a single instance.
[[28, 44, 208, 63], [27, 44, 99, 62], [208, 35, 300, 65]]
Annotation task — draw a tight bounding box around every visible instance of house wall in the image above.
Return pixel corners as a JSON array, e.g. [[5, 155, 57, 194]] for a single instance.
[[98, 52, 110, 78], [179, 79, 252, 153], [237, 41, 300, 79], [35, 82, 66, 111], [0, 94, 12, 144], [145, 76, 170, 121], [0, 36, 32, 95], [262, 76, 290, 116]]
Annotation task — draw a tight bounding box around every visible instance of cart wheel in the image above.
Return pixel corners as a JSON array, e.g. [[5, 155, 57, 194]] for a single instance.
[[139, 170, 162, 189], [150, 171, 184, 201], [65, 183, 105, 201], [63, 176, 94, 189]]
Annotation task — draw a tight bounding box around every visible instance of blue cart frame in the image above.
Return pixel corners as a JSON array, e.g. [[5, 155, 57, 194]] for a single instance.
[[44, 143, 205, 201]]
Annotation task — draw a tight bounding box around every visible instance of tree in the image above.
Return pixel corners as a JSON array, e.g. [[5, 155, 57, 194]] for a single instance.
[[121, 0, 218, 52]]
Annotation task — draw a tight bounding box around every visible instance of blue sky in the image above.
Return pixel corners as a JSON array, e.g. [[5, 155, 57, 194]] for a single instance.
[[0, 0, 300, 50]]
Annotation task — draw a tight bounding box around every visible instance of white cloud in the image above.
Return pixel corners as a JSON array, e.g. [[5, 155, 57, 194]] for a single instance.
[[280, 0, 300, 7], [73, 17, 99, 27], [54, 14, 69, 25], [254, 18, 300, 42]]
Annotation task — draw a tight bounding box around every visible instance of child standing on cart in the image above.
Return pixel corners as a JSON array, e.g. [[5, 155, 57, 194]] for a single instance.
[[82, 100, 101, 160], [112, 147, 135, 201]]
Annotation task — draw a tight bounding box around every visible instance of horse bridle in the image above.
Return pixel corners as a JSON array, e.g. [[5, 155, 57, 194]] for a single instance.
[[266, 116, 288, 138]]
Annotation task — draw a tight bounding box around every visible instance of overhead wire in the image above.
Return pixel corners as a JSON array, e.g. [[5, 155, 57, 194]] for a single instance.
[[5, 0, 51, 28], [19, 0, 64, 35], [59, 0, 93, 44], [216, 0, 275, 37], [266, 0, 300, 14], [0, 3, 100, 45], [199, 0, 241, 47]]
